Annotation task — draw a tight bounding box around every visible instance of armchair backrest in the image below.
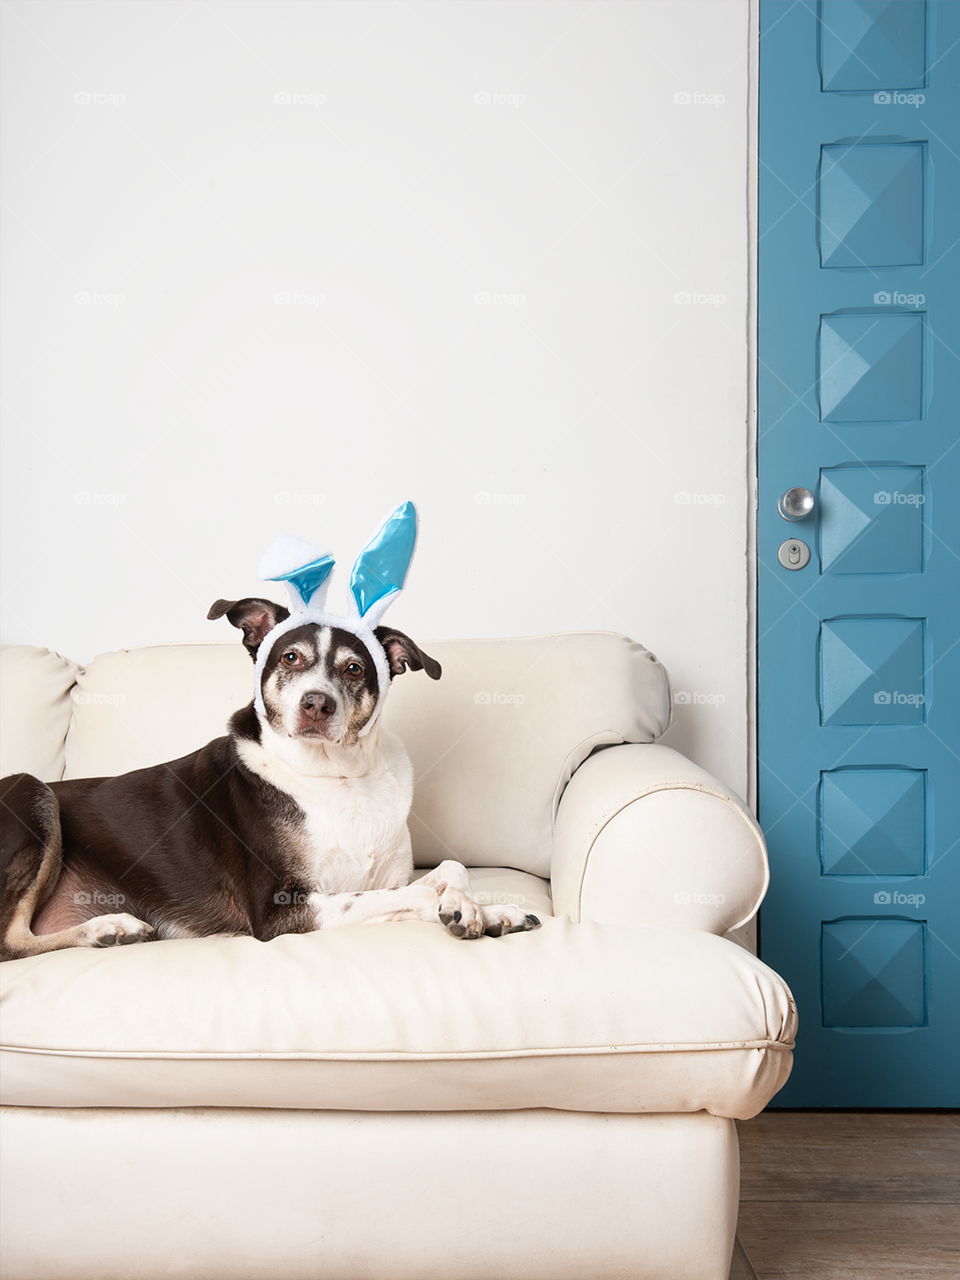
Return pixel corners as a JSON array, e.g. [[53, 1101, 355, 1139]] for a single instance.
[[0, 633, 671, 877]]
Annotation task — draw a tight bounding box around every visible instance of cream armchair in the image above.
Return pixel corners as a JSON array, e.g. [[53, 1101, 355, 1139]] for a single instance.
[[0, 633, 795, 1280]]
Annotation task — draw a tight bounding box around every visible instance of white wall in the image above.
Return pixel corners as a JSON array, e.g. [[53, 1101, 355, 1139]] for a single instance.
[[1, 0, 752, 798]]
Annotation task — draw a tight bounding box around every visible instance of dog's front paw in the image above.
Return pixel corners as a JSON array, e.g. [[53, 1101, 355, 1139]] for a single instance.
[[78, 914, 155, 948], [437, 887, 485, 941], [481, 904, 541, 938]]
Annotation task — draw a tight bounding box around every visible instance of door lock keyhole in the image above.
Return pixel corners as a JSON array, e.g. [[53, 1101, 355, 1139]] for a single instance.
[[778, 539, 811, 570]]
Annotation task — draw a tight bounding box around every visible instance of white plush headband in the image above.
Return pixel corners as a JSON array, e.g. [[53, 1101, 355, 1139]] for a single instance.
[[253, 500, 418, 736]]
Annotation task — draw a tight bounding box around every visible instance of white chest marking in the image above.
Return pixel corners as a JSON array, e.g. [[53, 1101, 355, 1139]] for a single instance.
[[236, 726, 415, 893]]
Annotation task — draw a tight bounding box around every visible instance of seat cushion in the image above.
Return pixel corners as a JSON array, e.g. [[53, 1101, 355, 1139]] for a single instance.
[[0, 871, 795, 1121], [60, 632, 671, 877]]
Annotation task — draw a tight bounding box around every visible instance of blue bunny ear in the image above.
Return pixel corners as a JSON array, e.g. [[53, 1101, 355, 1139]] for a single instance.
[[259, 535, 335, 612], [349, 500, 417, 626]]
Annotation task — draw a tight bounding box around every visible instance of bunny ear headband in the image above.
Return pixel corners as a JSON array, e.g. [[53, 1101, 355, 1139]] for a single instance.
[[253, 499, 418, 736]]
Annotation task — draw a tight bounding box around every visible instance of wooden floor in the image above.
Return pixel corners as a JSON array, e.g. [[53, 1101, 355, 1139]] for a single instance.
[[729, 1112, 960, 1279]]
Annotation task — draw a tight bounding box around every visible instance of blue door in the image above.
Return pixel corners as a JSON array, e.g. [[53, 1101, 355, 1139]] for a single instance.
[[758, 0, 960, 1106]]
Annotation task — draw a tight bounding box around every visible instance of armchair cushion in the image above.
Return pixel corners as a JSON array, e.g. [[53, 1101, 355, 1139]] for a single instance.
[[0, 880, 795, 1120]]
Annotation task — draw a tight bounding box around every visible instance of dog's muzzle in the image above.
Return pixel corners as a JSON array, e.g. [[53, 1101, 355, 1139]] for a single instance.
[[297, 688, 338, 737]]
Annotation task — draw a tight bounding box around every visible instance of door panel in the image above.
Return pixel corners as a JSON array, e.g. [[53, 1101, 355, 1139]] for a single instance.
[[758, 0, 960, 1106]]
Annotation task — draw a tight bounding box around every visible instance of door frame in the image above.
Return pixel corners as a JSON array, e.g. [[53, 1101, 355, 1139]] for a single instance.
[[747, 0, 761, 820]]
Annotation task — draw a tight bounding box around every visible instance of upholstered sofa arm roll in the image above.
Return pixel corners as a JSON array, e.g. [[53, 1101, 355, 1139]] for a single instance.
[[551, 745, 769, 935]]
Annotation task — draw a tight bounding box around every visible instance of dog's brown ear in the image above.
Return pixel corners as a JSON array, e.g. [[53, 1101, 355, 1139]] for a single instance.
[[374, 627, 442, 681], [208, 598, 290, 662]]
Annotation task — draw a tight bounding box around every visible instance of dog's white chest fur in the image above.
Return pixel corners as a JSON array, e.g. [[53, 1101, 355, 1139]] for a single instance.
[[236, 726, 415, 893]]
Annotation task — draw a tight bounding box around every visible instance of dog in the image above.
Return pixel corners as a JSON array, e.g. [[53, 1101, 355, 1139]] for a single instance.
[[0, 597, 541, 961]]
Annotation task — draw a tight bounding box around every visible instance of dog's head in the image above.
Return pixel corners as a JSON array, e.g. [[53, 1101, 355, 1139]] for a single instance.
[[208, 598, 441, 745]]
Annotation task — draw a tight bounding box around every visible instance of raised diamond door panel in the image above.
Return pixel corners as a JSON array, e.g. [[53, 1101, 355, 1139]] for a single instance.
[[819, 143, 924, 268], [819, 312, 924, 423], [819, 768, 926, 876], [819, 618, 925, 726], [822, 918, 927, 1028], [819, 1, 927, 91], [819, 466, 924, 574]]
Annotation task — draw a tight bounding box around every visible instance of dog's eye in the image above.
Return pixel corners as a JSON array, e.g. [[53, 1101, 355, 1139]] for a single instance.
[[281, 651, 299, 666], [344, 661, 364, 677]]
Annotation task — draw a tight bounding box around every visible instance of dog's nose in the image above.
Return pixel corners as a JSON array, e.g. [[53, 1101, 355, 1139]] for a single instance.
[[300, 690, 336, 718]]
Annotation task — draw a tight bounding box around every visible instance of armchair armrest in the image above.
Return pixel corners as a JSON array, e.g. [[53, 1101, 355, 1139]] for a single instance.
[[551, 744, 768, 935]]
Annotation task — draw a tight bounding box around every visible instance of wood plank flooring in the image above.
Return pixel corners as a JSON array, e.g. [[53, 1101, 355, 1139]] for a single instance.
[[731, 1112, 960, 1278]]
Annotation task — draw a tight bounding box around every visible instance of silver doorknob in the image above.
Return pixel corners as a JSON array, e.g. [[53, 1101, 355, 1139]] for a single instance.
[[778, 487, 815, 521]]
